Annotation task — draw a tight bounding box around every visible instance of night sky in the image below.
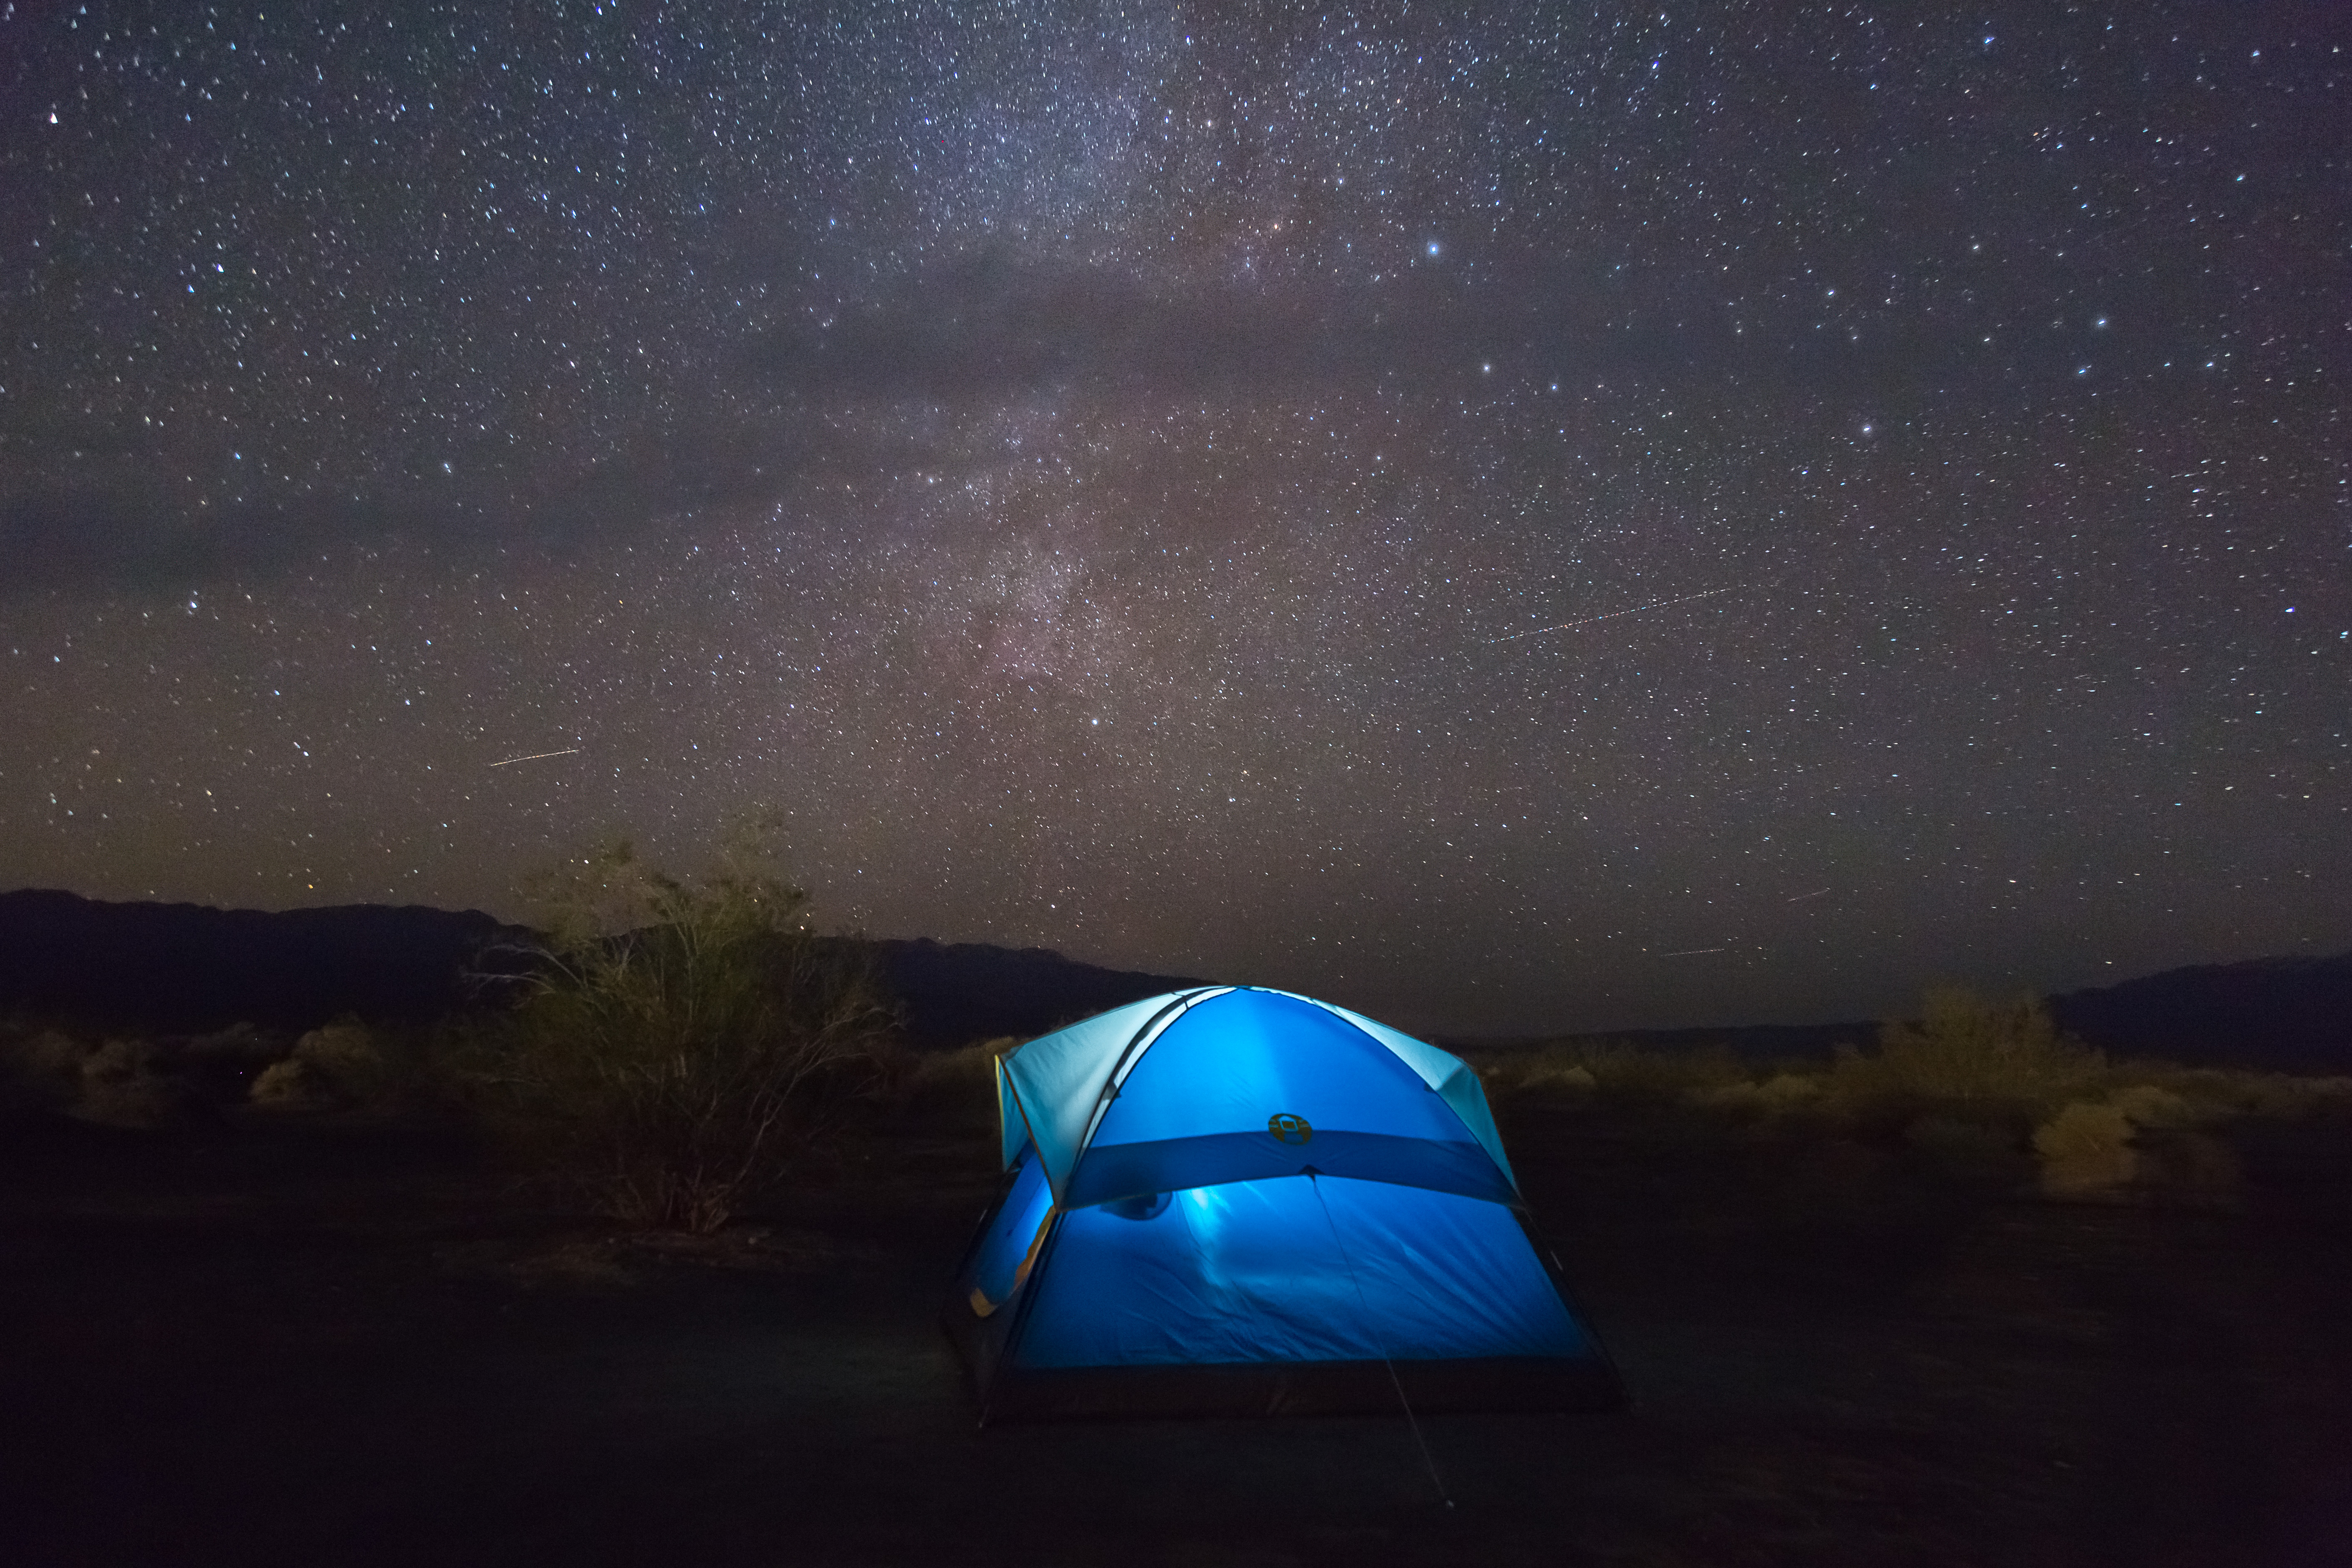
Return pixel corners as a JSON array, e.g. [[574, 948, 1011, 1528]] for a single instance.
[[2, 4, 2345, 1036]]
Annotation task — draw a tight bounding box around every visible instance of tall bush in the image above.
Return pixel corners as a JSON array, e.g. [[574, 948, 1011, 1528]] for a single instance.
[[1830, 986, 2103, 1121], [467, 832, 896, 1232]]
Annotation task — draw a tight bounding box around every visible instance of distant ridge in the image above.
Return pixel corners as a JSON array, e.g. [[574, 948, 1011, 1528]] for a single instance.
[[1465, 953, 2352, 1073], [869, 937, 1201, 1049], [2046, 952, 2352, 1073], [0, 890, 1197, 1046], [1451, 1020, 1878, 1061], [0, 889, 528, 1034], [1, 891, 2341, 1068]]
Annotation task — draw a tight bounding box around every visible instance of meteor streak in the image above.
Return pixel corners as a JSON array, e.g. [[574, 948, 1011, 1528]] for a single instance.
[[489, 748, 581, 768], [1490, 584, 1746, 644]]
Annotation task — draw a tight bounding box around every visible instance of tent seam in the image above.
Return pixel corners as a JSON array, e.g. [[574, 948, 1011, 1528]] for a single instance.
[[1070, 985, 1229, 1171], [1289, 992, 1520, 1194], [1001, 1069, 1046, 1176]]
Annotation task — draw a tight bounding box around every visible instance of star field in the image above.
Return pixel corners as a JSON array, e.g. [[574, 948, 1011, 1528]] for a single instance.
[[2, 3, 2345, 1034]]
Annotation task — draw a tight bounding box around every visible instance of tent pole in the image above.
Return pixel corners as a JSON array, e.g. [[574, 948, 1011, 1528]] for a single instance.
[[1308, 1174, 1455, 1511]]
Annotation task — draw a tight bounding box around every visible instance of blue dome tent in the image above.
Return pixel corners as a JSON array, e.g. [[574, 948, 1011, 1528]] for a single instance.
[[943, 987, 1624, 1420]]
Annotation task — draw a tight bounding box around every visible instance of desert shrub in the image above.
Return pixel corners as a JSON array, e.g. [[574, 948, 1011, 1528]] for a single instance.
[[1487, 1039, 1745, 1105], [2108, 1083, 2198, 1131], [249, 1018, 387, 1108], [0, 1026, 90, 1115], [1478, 1049, 1599, 1101], [2135, 1128, 2244, 1200], [1757, 1071, 1825, 1109], [1692, 1071, 1824, 1120], [1688, 1078, 1769, 1118], [2110, 1065, 2245, 1125], [1603, 1043, 1749, 1100], [2226, 1073, 2352, 1120], [1535, 1063, 1599, 1094], [2034, 1101, 2138, 1196], [1828, 988, 2103, 1128], [912, 1041, 1002, 1091], [459, 831, 898, 1233], [248, 1059, 307, 1104], [75, 1038, 203, 1128], [296, 1018, 380, 1080], [10, 1026, 90, 1082], [895, 1036, 1023, 1131], [1473, 1051, 1543, 1099]]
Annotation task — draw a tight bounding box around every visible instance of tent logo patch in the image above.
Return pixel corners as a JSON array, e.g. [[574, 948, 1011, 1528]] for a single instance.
[[1267, 1112, 1313, 1145]]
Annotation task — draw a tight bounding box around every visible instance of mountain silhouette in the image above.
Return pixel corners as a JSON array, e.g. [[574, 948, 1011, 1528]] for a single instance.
[[0, 890, 2341, 1066], [0, 890, 1197, 1046]]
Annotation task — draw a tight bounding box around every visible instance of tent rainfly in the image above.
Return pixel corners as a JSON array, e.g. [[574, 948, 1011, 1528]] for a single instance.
[[942, 986, 1624, 1420]]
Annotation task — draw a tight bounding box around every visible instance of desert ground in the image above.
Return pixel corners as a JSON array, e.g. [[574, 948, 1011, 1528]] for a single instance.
[[6, 1056, 2350, 1568]]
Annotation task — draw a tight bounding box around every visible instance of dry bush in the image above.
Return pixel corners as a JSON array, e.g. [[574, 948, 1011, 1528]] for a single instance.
[[2108, 1083, 2198, 1131], [1757, 1071, 1825, 1109], [1487, 1041, 1620, 1089], [248, 1059, 309, 1105], [916, 1037, 1018, 1093], [1828, 987, 2104, 1128], [1535, 1063, 1599, 1094], [0, 1026, 90, 1115], [75, 1039, 204, 1128], [1692, 1072, 1823, 1119], [459, 830, 898, 1233], [1474, 1051, 1554, 1100], [1476, 1051, 1599, 1102], [12, 1027, 90, 1082], [894, 1036, 1022, 1131], [2226, 1073, 2352, 1120], [249, 1018, 386, 1108], [1604, 1042, 1749, 1100], [296, 1019, 380, 1081], [2105, 1066, 2251, 1123], [1486, 1039, 1744, 1106], [2034, 1101, 2139, 1196], [2091, 1080, 2245, 1201], [2135, 1128, 2244, 1201]]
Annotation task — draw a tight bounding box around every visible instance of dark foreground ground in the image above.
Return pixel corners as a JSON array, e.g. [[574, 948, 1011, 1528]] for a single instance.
[[5, 1101, 2350, 1568]]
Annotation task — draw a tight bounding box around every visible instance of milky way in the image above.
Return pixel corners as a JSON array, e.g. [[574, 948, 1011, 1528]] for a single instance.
[[2, 4, 2345, 1034]]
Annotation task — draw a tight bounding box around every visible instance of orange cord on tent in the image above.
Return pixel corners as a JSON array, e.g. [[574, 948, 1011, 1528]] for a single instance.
[[1308, 1173, 1455, 1511]]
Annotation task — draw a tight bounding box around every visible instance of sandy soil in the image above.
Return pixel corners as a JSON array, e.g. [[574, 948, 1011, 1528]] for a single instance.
[[3, 1103, 2348, 1567]]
